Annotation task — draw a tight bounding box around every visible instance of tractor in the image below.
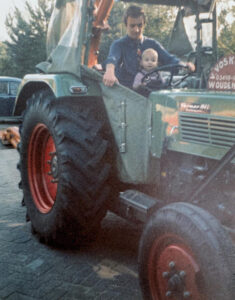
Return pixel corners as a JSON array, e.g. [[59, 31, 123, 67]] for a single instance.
[[14, 0, 235, 299]]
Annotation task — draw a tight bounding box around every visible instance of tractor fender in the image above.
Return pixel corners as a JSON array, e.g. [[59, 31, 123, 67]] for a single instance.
[[13, 73, 90, 116]]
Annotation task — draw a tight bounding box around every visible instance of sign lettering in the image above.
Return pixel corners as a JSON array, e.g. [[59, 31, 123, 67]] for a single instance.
[[208, 54, 235, 91]]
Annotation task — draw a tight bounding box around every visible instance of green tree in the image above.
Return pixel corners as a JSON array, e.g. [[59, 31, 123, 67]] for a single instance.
[[218, 4, 235, 57], [143, 4, 176, 47], [0, 0, 53, 78], [98, 1, 126, 62], [0, 42, 16, 76]]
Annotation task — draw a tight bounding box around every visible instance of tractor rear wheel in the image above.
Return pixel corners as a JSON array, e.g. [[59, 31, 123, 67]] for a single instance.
[[20, 90, 111, 246], [138, 202, 235, 300]]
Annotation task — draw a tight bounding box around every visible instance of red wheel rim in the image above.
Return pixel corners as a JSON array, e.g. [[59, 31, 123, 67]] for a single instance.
[[28, 123, 58, 213], [148, 233, 205, 299]]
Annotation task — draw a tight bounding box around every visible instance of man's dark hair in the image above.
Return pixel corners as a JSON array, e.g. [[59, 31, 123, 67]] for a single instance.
[[124, 5, 146, 25]]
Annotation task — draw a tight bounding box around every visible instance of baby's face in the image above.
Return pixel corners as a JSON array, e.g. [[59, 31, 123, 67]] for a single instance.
[[141, 53, 158, 72]]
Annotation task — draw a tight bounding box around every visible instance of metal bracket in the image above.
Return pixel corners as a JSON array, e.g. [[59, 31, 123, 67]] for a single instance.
[[113, 190, 163, 223], [188, 143, 235, 203], [119, 100, 127, 153]]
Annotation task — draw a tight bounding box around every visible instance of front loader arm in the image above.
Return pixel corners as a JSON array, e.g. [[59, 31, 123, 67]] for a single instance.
[[88, 0, 114, 67]]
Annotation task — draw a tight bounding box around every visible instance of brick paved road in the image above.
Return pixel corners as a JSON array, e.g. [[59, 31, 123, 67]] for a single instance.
[[0, 148, 143, 299]]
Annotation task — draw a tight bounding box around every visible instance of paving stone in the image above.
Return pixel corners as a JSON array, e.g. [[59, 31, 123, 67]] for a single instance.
[[5, 292, 36, 300], [94, 290, 120, 300], [0, 284, 20, 299], [90, 277, 115, 293], [41, 288, 67, 300], [0, 148, 143, 299], [57, 283, 97, 299]]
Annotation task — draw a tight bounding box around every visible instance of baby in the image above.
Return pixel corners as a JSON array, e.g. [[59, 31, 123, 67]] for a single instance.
[[133, 48, 164, 95]]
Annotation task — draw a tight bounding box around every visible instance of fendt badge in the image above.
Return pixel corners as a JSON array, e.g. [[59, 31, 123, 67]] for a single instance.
[[180, 102, 211, 114]]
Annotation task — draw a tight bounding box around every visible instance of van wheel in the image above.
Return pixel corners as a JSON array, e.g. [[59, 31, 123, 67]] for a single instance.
[[138, 202, 235, 300]]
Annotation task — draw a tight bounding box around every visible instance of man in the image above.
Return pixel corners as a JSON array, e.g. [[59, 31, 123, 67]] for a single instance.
[[102, 5, 195, 88]]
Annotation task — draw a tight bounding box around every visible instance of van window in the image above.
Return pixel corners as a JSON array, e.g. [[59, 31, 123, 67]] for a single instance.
[[9, 81, 20, 96], [0, 81, 8, 95]]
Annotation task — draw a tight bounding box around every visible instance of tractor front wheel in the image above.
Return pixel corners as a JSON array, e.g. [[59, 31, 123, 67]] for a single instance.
[[138, 202, 235, 300]]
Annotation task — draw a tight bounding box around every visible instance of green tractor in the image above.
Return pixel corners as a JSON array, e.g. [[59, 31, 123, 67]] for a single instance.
[[14, 0, 235, 299]]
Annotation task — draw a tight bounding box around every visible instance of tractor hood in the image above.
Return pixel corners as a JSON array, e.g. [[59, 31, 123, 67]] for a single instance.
[[37, 0, 87, 77]]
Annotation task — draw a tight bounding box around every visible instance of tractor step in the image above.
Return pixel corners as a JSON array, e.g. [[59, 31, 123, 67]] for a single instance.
[[0, 116, 22, 124], [112, 189, 163, 224]]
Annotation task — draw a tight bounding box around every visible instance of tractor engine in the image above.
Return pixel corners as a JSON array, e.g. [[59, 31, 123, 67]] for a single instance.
[[160, 151, 235, 228]]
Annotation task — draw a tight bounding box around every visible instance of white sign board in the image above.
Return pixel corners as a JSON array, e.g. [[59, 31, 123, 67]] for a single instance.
[[207, 55, 235, 91]]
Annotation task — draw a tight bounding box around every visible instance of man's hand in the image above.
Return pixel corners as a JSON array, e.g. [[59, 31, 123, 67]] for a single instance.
[[186, 62, 195, 72], [103, 64, 119, 86]]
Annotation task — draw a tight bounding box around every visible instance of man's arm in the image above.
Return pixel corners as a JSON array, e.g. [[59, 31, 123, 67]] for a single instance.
[[151, 39, 195, 72], [102, 39, 122, 87], [103, 63, 119, 86], [133, 72, 144, 90]]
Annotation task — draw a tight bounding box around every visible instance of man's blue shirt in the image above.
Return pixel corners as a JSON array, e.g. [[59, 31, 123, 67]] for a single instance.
[[104, 35, 180, 88]]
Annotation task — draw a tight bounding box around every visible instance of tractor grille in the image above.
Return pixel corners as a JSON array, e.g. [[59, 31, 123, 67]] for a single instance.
[[179, 113, 235, 147]]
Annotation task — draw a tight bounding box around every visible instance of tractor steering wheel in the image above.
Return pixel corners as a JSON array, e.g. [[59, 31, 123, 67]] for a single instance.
[[141, 63, 190, 90]]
